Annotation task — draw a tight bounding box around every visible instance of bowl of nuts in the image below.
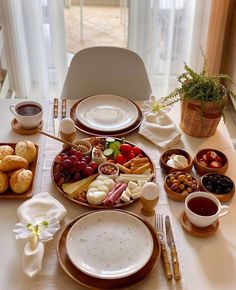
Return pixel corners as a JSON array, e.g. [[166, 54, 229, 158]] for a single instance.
[[200, 173, 235, 202], [164, 171, 198, 202], [193, 148, 228, 176], [160, 149, 193, 173]]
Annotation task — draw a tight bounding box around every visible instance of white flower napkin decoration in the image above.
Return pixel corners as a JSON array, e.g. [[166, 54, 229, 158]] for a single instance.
[[139, 96, 181, 150], [13, 192, 67, 278]]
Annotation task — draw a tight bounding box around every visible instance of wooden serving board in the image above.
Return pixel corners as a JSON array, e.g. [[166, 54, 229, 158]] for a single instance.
[[51, 137, 156, 209], [0, 143, 39, 199], [57, 210, 160, 289]]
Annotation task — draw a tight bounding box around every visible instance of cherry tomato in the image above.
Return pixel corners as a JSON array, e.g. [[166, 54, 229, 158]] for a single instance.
[[120, 144, 133, 153], [206, 150, 218, 161], [132, 146, 141, 156], [115, 154, 125, 164], [127, 151, 135, 161]]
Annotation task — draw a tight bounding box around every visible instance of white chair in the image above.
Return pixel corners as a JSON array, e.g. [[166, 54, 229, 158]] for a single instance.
[[61, 46, 152, 101]]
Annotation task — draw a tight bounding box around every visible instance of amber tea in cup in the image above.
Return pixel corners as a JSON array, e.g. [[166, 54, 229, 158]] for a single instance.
[[185, 191, 229, 227]]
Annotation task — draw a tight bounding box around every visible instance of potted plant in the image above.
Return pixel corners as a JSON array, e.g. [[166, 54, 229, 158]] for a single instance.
[[163, 62, 236, 137]]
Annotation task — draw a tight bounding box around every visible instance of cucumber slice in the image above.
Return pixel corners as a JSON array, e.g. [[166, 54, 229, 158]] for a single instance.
[[105, 137, 115, 143], [103, 148, 114, 157]]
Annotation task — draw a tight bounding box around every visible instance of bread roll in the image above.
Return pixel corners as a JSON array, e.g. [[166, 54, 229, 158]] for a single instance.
[[0, 145, 14, 161], [10, 169, 33, 194], [0, 171, 9, 193], [0, 155, 28, 172], [15, 140, 37, 163]]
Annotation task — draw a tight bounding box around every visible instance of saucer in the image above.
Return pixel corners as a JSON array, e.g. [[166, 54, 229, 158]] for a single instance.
[[180, 211, 219, 238], [11, 118, 43, 135]]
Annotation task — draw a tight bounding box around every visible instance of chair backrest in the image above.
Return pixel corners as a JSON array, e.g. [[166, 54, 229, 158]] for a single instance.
[[61, 46, 152, 101]]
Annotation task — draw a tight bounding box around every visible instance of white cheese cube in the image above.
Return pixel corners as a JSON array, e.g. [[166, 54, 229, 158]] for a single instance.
[[132, 186, 142, 195], [128, 181, 138, 190], [132, 192, 141, 199], [121, 191, 130, 203]]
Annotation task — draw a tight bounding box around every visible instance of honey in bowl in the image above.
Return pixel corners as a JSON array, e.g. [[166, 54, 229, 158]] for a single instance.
[[16, 104, 41, 116], [187, 196, 218, 216]]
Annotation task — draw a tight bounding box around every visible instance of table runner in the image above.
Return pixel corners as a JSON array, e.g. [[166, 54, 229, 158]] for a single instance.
[[29, 100, 186, 290]]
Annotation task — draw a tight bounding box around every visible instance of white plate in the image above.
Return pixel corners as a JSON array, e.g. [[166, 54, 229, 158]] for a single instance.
[[75, 95, 139, 132], [66, 210, 153, 279]]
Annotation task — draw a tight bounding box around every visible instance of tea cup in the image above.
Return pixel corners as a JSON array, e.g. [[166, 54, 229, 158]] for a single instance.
[[185, 191, 230, 228], [9, 101, 43, 129]]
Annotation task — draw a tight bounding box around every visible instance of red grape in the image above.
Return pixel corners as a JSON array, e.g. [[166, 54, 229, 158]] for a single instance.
[[62, 159, 73, 169], [75, 161, 86, 170], [54, 172, 61, 182], [74, 172, 81, 181], [84, 156, 92, 164], [67, 165, 77, 174], [70, 155, 78, 164], [69, 149, 77, 156], [89, 161, 97, 170], [75, 151, 83, 161], [83, 166, 94, 176]]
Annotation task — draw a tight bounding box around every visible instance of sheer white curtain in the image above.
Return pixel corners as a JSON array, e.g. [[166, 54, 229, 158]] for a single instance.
[[128, 0, 212, 98], [0, 0, 67, 99]]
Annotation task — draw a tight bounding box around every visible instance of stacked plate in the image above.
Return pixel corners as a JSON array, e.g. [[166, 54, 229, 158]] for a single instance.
[[70, 95, 143, 136], [57, 210, 160, 289]]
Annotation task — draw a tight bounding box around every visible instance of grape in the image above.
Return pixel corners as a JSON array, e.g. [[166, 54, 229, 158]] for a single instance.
[[67, 165, 76, 174], [74, 172, 81, 181], [75, 151, 83, 161], [62, 159, 73, 169], [61, 155, 69, 162], [83, 166, 94, 177], [54, 172, 61, 182], [69, 149, 77, 156], [60, 153, 68, 158], [84, 156, 92, 164], [70, 155, 78, 164], [75, 161, 86, 171], [89, 161, 97, 170]]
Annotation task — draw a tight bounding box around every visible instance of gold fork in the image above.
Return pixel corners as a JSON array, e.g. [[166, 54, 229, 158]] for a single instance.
[[155, 213, 173, 280]]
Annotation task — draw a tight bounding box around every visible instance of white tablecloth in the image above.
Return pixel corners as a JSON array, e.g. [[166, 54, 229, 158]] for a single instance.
[[1, 99, 236, 290]]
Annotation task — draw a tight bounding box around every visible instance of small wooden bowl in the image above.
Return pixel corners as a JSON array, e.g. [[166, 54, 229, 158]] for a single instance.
[[164, 172, 198, 202], [200, 173, 235, 203], [193, 148, 228, 176], [159, 149, 193, 173]]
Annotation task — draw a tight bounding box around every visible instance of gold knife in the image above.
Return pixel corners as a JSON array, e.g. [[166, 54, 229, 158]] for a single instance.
[[53, 97, 59, 136], [165, 215, 181, 281], [61, 98, 66, 119]]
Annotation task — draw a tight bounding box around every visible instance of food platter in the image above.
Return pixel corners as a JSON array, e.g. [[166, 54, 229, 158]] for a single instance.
[[66, 210, 153, 279], [75, 94, 139, 132], [57, 210, 160, 289], [70, 97, 143, 136], [0, 143, 39, 199], [51, 137, 155, 209]]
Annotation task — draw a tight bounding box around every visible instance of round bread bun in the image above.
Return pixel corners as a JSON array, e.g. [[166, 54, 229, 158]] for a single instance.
[[15, 140, 36, 163], [0, 155, 28, 172], [10, 169, 33, 194], [0, 145, 14, 161], [0, 171, 9, 193]]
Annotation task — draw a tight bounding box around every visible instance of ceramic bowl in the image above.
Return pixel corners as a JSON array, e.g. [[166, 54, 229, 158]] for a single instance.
[[200, 173, 235, 203], [193, 148, 228, 176], [73, 139, 92, 156], [164, 171, 198, 202], [159, 149, 193, 173], [98, 162, 119, 179]]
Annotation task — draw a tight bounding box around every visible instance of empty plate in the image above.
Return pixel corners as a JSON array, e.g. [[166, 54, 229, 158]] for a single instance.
[[66, 210, 153, 279], [75, 95, 139, 132]]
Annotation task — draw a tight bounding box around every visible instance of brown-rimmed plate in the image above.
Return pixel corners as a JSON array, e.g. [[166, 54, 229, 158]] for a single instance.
[[51, 137, 156, 209], [0, 143, 39, 199], [57, 209, 160, 289], [70, 97, 143, 136]]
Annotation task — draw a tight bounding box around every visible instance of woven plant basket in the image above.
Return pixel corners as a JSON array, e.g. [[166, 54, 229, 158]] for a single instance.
[[180, 98, 226, 137]]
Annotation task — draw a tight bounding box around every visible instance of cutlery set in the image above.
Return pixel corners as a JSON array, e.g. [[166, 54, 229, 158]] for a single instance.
[[53, 98, 66, 136], [155, 214, 181, 281]]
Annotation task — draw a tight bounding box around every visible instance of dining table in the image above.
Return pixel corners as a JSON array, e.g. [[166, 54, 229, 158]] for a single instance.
[[1, 98, 236, 290]]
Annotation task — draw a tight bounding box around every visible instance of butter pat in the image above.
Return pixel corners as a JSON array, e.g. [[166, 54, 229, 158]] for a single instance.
[[166, 154, 188, 169]]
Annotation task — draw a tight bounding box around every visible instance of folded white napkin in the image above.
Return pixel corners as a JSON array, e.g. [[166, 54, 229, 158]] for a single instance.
[[139, 96, 181, 150], [13, 192, 67, 278]]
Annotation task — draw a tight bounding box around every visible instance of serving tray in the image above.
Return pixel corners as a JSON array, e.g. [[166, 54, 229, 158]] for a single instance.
[[0, 143, 39, 199], [57, 210, 160, 289], [51, 137, 155, 209]]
